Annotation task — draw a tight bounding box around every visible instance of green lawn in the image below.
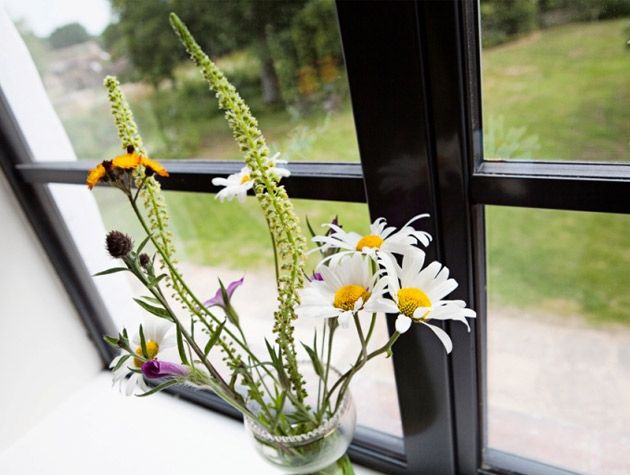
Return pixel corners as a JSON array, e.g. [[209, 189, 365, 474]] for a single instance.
[[482, 18, 629, 162], [90, 18, 630, 326]]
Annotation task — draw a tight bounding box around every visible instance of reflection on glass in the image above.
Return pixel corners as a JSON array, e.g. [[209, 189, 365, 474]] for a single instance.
[[485, 206, 630, 473], [75, 186, 403, 437], [6, 0, 360, 162], [480, 0, 630, 162]]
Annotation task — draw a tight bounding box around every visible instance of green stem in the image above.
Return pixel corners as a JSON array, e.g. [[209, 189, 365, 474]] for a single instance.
[[128, 194, 316, 424], [322, 331, 401, 415], [364, 313, 377, 346], [317, 321, 336, 422]]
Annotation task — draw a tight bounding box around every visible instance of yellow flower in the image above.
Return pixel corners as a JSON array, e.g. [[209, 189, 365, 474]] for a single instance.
[[140, 156, 169, 177], [86, 163, 107, 189], [112, 152, 142, 169]]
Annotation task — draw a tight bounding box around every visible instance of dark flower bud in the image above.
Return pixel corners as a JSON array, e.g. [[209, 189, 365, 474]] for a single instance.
[[106, 230, 133, 258], [326, 215, 340, 236], [126, 145, 135, 154], [139, 253, 150, 268]]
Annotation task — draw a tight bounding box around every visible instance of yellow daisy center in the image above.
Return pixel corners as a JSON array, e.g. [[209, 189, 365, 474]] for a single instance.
[[240, 174, 251, 184], [397, 287, 431, 319], [355, 234, 384, 251], [134, 340, 159, 368], [333, 284, 370, 311]]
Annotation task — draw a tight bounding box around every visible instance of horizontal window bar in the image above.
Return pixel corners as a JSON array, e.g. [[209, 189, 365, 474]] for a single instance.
[[472, 161, 630, 213], [16, 160, 367, 203], [482, 448, 579, 475]]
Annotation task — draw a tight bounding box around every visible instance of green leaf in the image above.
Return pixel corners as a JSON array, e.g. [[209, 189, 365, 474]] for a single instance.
[[139, 324, 148, 358], [93, 267, 128, 277], [136, 379, 178, 398], [104, 335, 119, 348], [147, 273, 168, 288], [301, 342, 325, 379], [136, 234, 152, 254], [204, 319, 226, 356], [228, 371, 239, 391], [266, 339, 290, 390], [139, 296, 161, 305], [133, 298, 172, 320], [112, 354, 131, 372], [218, 278, 229, 305], [176, 326, 189, 365], [305, 215, 317, 239]]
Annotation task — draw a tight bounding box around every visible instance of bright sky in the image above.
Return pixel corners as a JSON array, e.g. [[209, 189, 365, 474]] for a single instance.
[[1, 0, 112, 36]]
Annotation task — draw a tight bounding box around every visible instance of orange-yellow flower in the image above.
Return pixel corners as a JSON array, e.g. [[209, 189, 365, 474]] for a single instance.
[[112, 152, 142, 169], [85, 152, 168, 190], [86, 163, 107, 189], [141, 156, 169, 177]]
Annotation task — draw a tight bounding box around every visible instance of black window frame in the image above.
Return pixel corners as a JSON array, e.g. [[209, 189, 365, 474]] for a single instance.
[[2, 2, 629, 474]]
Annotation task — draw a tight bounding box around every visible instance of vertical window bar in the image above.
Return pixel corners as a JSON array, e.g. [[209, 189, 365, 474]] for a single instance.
[[416, 1, 483, 473], [337, 2, 457, 473]]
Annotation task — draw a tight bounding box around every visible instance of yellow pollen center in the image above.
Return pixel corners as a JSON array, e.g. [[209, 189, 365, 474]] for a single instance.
[[355, 234, 384, 251], [240, 174, 251, 184], [333, 284, 370, 311], [397, 287, 431, 319], [134, 340, 159, 368]]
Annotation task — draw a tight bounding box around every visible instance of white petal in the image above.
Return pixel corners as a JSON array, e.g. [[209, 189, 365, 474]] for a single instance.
[[296, 305, 336, 320], [378, 253, 400, 295], [420, 321, 453, 354], [365, 297, 400, 314], [428, 279, 458, 301], [338, 311, 353, 328], [395, 315, 412, 333], [212, 177, 230, 186]]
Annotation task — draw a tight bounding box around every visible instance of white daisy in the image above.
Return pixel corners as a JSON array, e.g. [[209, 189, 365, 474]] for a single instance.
[[370, 249, 476, 353], [211, 154, 290, 203], [296, 253, 386, 328], [312, 214, 432, 262], [267, 152, 291, 179], [211, 166, 254, 203], [109, 322, 175, 396]]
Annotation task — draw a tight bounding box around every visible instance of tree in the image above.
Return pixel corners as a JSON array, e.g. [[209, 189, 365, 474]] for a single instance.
[[49, 23, 91, 49], [110, 0, 306, 103], [110, 0, 184, 88]]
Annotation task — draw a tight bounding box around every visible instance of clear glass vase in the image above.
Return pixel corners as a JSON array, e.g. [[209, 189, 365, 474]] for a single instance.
[[244, 365, 357, 474]]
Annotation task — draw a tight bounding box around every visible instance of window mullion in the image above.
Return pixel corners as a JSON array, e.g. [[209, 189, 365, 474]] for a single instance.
[[337, 1, 458, 473], [16, 160, 367, 203]]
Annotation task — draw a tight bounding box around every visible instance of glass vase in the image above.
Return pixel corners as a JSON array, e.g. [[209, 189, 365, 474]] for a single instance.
[[244, 365, 357, 474]]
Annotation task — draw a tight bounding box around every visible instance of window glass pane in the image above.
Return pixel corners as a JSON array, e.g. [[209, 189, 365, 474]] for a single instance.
[[53, 182, 403, 437], [480, 0, 630, 162], [485, 206, 630, 473], [5, 0, 360, 162]]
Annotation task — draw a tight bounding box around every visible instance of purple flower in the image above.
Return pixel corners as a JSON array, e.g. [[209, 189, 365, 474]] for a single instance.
[[141, 360, 189, 379], [204, 277, 244, 308]]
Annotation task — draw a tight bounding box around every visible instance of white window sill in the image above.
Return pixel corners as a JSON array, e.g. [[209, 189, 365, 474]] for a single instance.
[[0, 372, 382, 474]]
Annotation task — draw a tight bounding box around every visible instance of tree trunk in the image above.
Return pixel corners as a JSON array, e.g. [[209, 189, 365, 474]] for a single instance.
[[258, 33, 282, 105]]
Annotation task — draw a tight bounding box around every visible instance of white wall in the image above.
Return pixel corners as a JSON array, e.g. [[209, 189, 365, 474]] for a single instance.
[[0, 172, 101, 451]]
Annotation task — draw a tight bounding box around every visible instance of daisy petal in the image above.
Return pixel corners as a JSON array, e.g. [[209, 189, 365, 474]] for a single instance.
[[395, 314, 412, 333], [420, 321, 453, 354]]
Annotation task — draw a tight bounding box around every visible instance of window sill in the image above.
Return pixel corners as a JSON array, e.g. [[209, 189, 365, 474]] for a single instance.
[[0, 372, 382, 474]]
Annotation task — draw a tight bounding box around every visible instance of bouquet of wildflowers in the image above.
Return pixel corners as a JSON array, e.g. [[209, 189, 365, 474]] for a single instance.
[[93, 14, 475, 473]]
